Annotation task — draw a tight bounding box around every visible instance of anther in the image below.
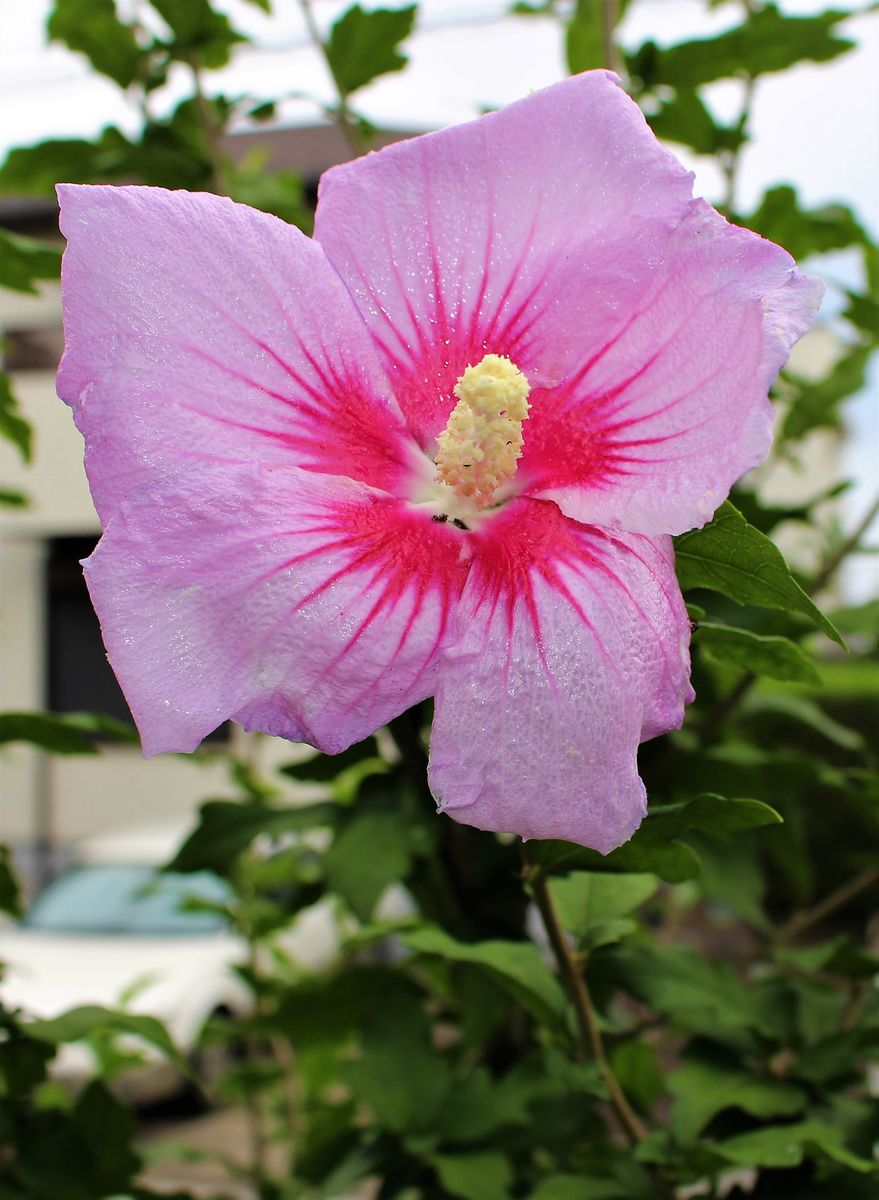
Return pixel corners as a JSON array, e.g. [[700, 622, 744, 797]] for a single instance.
[[434, 354, 530, 509]]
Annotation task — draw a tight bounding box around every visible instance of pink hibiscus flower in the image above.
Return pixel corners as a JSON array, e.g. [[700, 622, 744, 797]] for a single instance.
[[57, 71, 821, 852]]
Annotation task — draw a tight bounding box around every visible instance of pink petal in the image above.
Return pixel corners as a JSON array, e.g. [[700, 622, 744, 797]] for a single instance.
[[57, 185, 417, 523], [428, 500, 693, 853], [314, 71, 694, 454], [524, 201, 823, 534], [83, 463, 468, 755]]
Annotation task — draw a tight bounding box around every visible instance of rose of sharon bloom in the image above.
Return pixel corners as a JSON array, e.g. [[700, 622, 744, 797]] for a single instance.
[[56, 71, 821, 853]]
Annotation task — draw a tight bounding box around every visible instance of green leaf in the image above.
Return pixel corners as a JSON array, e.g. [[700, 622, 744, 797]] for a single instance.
[[532, 796, 779, 885], [511, 0, 556, 11], [4, 104, 225, 195], [0, 133, 129, 197], [611, 944, 757, 1035], [828, 598, 879, 638], [732, 481, 850, 536], [10, 1080, 140, 1199], [775, 935, 879, 979], [674, 502, 843, 645], [432, 1151, 513, 1200], [401, 926, 568, 1027], [528, 1176, 636, 1200], [341, 995, 452, 1134], [843, 288, 879, 338], [0, 710, 98, 753], [324, 811, 412, 920], [688, 833, 769, 930], [326, 4, 417, 95], [68, 711, 138, 740], [695, 622, 821, 684], [715, 1119, 877, 1172], [0, 117, 216, 197], [225, 150, 310, 229], [438, 1067, 532, 1143], [166, 798, 337, 874], [609, 1040, 664, 1113], [0, 711, 138, 756], [794, 1027, 879, 1087], [26, 1006, 187, 1073], [0, 488, 27, 507], [566, 0, 603, 73], [780, 345, 871, 442], [305, 1148, 376, 1200], [669, 1055, 806, 1141], [0, 373, 32, 463], [529, 835, 700, 885], [0, 846, 22, 918], [0, 229, 62, 294], [48, 0, 145, 87], [645, 795, 783, 841], [628, 4, 855, 90], [150, 0, 245, 67], [0, 1007, 53, 1094], [548, 872, 657, 942], [743, 185, 871, 260], [279, 736, 380, 783], [742, 693, 864, 751], [271, 968, 417, 1050], [648, 89, 743, 156]]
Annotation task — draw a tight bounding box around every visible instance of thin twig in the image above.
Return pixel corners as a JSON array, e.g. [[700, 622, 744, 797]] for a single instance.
[[775, 867, 879, 943], [270, 1033, 302, 1177], [522, 848, 647, 1144], [599, 0, 623, 76], [390, 708, 465, 926], [719, 0, 759, 212], [721, 72, 756, 213], [697, 669, 756, 747], [231, 858, 271, 1193], [190, 55, 230, 194], [296, 0, 361, 156], [809, 488, 879, 597]]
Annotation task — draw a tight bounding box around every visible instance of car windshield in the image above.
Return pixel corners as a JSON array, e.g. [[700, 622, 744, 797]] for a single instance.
[[23, 865, 230, 935]]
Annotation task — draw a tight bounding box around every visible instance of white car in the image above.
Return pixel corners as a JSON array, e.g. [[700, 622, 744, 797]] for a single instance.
[[0, 821, 339, 1103]]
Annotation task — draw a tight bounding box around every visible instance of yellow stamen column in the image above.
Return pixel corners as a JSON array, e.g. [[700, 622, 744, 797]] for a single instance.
[[435, 354, 531, 509]]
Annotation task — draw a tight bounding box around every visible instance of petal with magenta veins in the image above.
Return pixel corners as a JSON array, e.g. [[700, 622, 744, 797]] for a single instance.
[[314, 71, 694, 453], [57, 185, 415, 523], [83, 463, 468, 756], [428, 500, 693, 853], [524, 201, 823, 536]]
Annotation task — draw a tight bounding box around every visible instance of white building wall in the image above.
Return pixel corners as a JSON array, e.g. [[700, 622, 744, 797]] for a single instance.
[[0, 283, 280, 866]]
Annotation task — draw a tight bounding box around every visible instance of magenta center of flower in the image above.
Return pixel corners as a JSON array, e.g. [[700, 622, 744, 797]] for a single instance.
[[434, 354, 531, 510]]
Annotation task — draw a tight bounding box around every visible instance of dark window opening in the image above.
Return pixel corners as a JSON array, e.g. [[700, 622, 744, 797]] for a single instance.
[[304, 174, 320, 211], [46, 536, 228, 742], [3, 326, 65, 371]]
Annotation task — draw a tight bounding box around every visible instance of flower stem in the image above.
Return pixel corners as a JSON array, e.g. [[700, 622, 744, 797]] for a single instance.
[[296, 0, 363, 157], [809, 487, 879, 597], [720, 72, 755, 214], [599, 0, 623, 76], [720, 0, 758, 213], [388, 708, 465, 928], [189, 54, 230, 195], [775, 866, 879, 944], [521, 847, 648, 1145]]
